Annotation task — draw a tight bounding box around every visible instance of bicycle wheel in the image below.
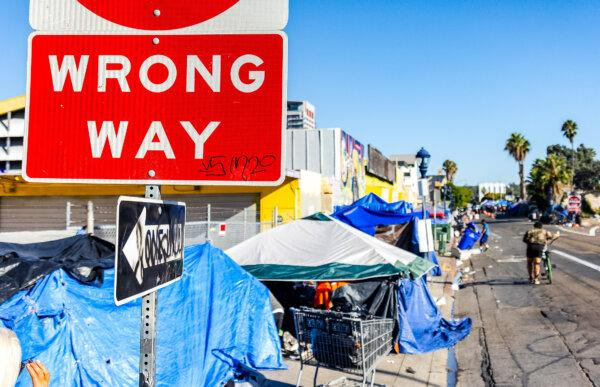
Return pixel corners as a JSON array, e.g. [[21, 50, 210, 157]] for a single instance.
[[546, 257, 553, 284]]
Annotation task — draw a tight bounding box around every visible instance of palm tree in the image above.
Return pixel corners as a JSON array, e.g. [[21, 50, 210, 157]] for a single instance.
[[505, 133, 531, 200], [561, 119, 578, 187], [537, 154, 572, 204], [442, 160, 458, 183]]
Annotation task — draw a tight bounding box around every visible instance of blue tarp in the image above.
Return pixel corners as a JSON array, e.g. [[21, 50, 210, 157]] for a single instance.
[[331, 193, 418, 236], [397, 277, 472, 354], [331, 194, 440, 275], [508, 201, 529, 216], [0, 243, 284, 386], [481, 200, 510, 207], [332, 205, 415, 236], [351, 193, 414, 214]]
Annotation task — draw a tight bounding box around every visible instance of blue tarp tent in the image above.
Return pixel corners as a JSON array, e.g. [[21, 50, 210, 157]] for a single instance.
[[0, 243, 284, 386], [332, 205, 415, 236], [331, 194, 441, 276], [350, 193, 414, 214], [508, 201, 529, 216], [332, 194, 471, 354]]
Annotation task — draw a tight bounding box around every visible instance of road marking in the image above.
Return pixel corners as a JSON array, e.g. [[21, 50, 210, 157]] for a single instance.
[[497, 257, 526, 263], [553, 249, 600, 272], [555, 226, 597, 237], [490, 232, 503, 239]]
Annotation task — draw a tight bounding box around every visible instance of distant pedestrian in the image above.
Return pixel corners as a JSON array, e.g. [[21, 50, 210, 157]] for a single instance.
[[523, 222, 559, 285], [0, 328, 50, 387], [479, 220, 490, 252]]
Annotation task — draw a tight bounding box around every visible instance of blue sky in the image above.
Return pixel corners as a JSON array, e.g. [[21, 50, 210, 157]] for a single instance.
[[1, 1, 599, 185]]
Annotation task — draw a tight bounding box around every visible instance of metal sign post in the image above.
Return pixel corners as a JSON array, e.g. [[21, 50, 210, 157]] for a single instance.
[[140, 291, 157, 387], [114, 196, 186, 305], [140, 185, 160, 387], [114, 188, 185, 386]]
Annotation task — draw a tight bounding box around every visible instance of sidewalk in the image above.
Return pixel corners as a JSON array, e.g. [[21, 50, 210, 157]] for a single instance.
[[263, 256, 458, 387]]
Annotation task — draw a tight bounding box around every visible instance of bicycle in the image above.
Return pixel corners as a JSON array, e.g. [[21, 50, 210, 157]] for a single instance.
[[540, 238, 558, 284]]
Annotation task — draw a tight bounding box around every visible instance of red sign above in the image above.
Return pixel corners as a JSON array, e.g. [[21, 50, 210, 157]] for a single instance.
[[25, 33, 287, 185], [76, 0, 240, 30], [29, 0, 288, 32]]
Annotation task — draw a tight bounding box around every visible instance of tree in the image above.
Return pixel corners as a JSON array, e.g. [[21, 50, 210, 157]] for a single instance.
[[547, 143, 599, 191], [530, 154, 572, 204], [576, 143, 596, 165], [547, 144, 572, 162], [482, 193, 503, 201], [561, 119, 578, 187], [505, 133, 530, 200], [527, 159, 549, 209], [574, 160, 600, 191], [442, 160, 458, 183], [448, 183, 473, 209]]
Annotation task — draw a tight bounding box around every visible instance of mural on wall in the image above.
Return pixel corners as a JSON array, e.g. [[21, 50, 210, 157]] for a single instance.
[[340, 130, 367, 204]]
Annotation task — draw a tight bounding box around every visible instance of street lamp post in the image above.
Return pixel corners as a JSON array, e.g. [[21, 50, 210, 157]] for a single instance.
[[416, 147, 431, 220], [416, 148, 432, 258]]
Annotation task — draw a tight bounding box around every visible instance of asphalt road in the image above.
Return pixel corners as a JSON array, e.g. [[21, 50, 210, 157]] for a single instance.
[[455, 218, 600, 387]]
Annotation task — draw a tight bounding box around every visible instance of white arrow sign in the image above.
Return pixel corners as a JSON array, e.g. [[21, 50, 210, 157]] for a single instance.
[[122, 207, 184, 285]]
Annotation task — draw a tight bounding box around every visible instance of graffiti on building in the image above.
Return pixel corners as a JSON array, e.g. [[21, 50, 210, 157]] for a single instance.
[[340, 130, 366, 204]]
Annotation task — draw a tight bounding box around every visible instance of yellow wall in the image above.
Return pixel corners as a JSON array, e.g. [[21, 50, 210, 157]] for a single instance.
[[258, 177, 299, 223], [365, 175, 398, 202], [0, 175, 300, 224], [0, 95, 25, 116]]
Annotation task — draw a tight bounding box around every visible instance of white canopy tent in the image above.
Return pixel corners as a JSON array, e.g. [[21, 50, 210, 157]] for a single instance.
[[226, 215, 434, 281]]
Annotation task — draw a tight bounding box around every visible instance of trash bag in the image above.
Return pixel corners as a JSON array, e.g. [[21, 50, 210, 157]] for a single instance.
[[0, 235, 114, 304]]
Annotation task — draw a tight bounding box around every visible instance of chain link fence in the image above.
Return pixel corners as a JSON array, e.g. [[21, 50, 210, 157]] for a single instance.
[[92, 205, 293, 250], [0, 199, 297, 249]]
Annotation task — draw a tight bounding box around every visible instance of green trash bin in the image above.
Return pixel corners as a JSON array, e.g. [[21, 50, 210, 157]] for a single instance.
[[433, 224, 451, 254]]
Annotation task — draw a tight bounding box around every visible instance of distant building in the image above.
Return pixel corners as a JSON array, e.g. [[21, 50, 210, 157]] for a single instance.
[[389, 154, 419, 204], [428, 174, 447, 203], [478, 182, 507, 200], [287, 101, 316, 130], [286, 127, 368, 207], [0, 96, 25, 174]]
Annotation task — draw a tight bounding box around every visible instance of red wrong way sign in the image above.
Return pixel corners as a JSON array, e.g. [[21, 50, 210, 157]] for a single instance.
[[25, 33, 287, 185]]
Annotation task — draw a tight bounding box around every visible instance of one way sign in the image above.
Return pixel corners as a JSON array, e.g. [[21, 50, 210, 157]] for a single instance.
[[115, 196, 186, 306]]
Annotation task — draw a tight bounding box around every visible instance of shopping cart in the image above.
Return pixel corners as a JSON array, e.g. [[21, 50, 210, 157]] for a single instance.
[[290, 307, 394, 387]]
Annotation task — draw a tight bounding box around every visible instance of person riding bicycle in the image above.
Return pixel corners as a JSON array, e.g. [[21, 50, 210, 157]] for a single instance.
[[523, 221, 559, 285]]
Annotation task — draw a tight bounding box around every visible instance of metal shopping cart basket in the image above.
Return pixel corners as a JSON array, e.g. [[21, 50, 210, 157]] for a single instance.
[[290, 307, 394, 387]]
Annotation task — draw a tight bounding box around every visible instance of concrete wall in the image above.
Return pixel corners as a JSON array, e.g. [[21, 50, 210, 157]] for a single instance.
[[299, 170, 323, 217], [286, 128, 337, 177]]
